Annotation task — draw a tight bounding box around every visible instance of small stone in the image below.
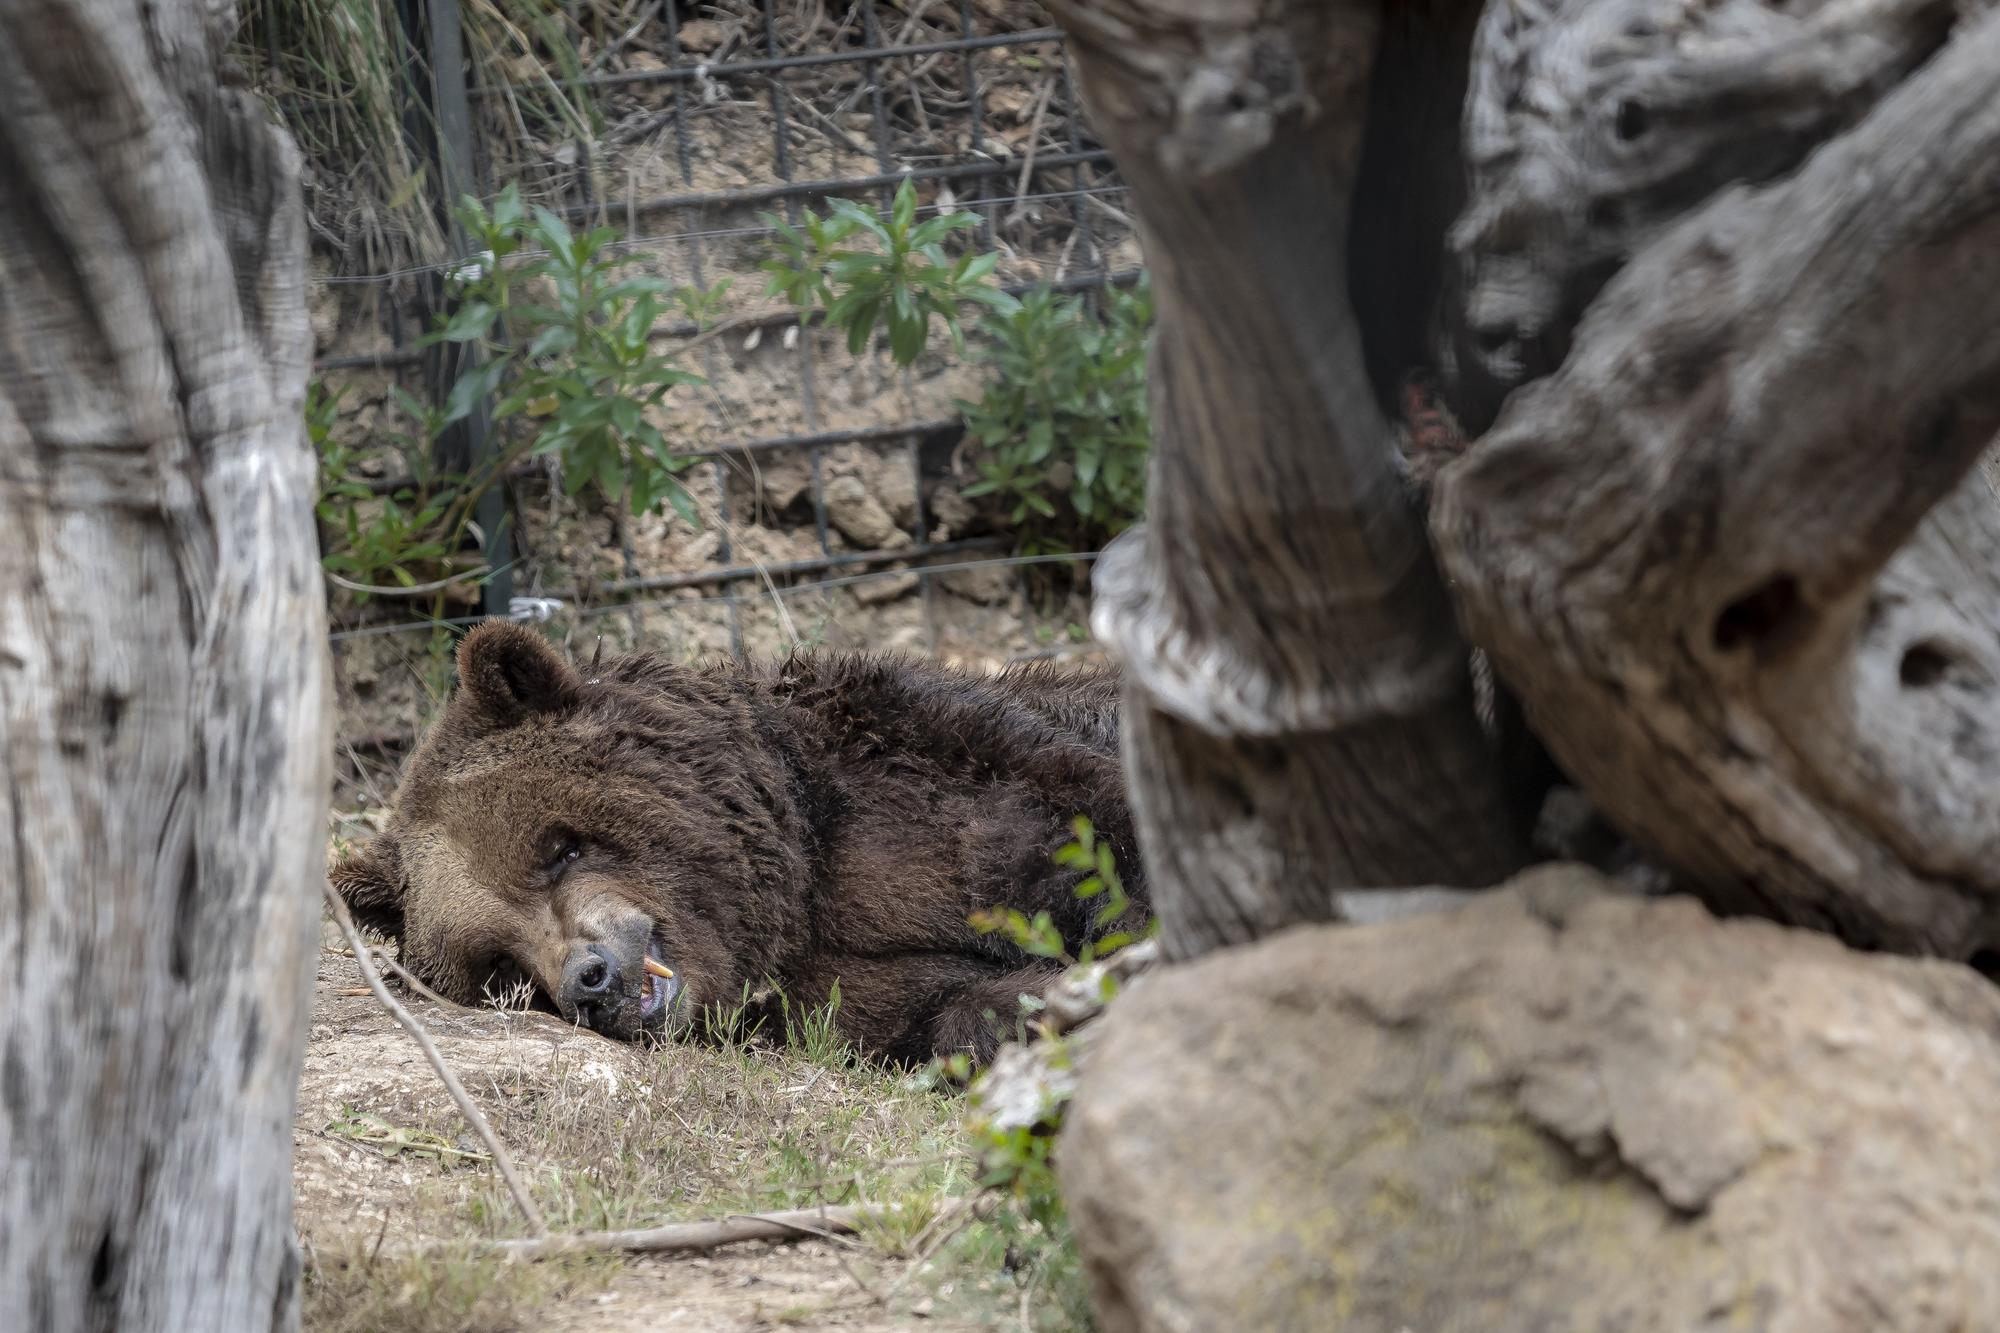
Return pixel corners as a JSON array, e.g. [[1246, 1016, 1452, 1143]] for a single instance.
[[939, 562, 1014, 605], [823, 473, 908, 550], [852, 568, 920, 605], [622, 51, 668, 109], [927, 488, 975, 538], [676, 19, 730, 54]]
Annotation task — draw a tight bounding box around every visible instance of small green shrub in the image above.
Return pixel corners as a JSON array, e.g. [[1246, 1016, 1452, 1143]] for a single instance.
[[312, 381, 462, 598], [959, 279, 1152, 551], [760, 175, 1006, 364], [917, 815, 1155, 1332], [763, 179, 1154, 553], [314, 179, 1156, 600], [312, 186, 722, 590], [433, 185, 709, 524]]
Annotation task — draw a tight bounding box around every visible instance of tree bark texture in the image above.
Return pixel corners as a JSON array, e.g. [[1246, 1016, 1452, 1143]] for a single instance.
[[1050, 0, 1524, 961], [1442, 0, 1981, 435], [0, 0, 331, 1327], [1433, 0, 2000, 957]]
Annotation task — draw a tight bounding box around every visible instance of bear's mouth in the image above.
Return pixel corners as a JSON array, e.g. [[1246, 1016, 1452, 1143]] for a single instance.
[[638, 928, 679, 1023]]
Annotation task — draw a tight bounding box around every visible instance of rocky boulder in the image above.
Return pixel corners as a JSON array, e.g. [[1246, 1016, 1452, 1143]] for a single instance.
[[1058, 866, 2000, 1333]]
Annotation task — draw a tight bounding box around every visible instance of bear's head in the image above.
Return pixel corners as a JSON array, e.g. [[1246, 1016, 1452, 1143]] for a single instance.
[[331, 621, 812, 1041]]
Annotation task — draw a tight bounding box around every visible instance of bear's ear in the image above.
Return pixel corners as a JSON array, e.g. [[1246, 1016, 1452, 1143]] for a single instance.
[[330, 832, 407, 940], [455, 620, 578, 724]]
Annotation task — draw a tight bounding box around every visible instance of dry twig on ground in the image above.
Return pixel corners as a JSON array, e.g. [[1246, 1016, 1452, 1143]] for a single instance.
[[413, 1204, 881, 1259], [370, 945, 477, 1013], [322, 881, 550, 1235]]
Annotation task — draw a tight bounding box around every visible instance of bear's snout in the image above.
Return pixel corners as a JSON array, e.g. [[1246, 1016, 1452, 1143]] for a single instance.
[[559, 941, 624, 1031], [555, 914, 675, 1038]]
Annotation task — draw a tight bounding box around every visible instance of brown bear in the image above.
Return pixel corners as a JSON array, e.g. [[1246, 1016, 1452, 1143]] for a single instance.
[[331, 620, 1146, 1067]]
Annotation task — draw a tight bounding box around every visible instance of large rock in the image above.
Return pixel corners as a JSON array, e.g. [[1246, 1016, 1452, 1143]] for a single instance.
[[1059, 866, 2000, 1333]]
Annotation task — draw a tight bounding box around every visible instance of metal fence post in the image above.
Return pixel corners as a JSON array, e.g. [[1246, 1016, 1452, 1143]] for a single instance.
[[418, 0, 513, 621]]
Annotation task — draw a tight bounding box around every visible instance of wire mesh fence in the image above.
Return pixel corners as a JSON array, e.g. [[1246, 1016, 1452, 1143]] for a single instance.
[[310, 0, 1128, 636], [291, 0, 1135, 802]]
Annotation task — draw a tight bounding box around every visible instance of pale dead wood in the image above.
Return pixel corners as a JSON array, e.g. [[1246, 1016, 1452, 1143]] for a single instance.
[[323, 883, 551, 1235], [1441, 0, 1975, 433], [1049, 0, 1521, 960], [1433, 1, 2000, 956], [0, 0, 329, 1324], [408, 1204, 878, 1260]]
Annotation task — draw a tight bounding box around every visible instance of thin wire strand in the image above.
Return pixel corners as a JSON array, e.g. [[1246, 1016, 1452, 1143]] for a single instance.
[[326, 549, 1101, 643]]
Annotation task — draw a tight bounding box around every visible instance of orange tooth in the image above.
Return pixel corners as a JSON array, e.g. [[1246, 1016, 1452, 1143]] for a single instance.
[[643, 957, 674, 980]]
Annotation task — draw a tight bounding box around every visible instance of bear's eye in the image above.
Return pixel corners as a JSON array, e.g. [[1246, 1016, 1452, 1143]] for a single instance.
[[541, 835, 583, 877]]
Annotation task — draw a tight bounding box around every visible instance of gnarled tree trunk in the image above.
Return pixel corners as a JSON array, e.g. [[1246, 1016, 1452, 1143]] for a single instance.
[[1054, 0, 1524, 961], [1053, 0, 2000, 961], [1042, 2, 2000, 1327], [0, 0, 330, 1327], [1432, 0, 2000, 959]]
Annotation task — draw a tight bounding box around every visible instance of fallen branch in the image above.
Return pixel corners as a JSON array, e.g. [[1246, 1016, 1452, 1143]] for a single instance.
[[322, 881, 549, 1236], [370, 945, 477, 1014], [324, 565, 491, 598], [413, 1204, 879, 1260]]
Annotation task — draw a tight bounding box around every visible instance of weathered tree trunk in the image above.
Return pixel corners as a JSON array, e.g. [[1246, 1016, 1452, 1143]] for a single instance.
[[0, 0, 330, 1327], [1432, 0, 2000, 959], [1052, 0, 2000, 962], [1043, 3, 2000, 1327], [1052, 0, 1524, 961]]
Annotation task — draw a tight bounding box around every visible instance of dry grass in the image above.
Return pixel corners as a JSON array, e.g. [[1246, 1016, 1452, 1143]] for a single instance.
[[304, 1248, 612, 1333], [298, 959, 1091, 1332]]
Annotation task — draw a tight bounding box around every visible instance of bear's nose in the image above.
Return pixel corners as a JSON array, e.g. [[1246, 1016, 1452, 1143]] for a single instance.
[[560, 943, 621, 1030]]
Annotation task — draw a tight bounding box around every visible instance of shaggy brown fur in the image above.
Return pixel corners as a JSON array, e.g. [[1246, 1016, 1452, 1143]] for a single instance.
[[331, 622, 1144, 1067]]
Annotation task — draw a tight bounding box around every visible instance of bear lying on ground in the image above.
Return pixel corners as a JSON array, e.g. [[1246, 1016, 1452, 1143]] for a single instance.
[[331, 620, 1146, 1067]]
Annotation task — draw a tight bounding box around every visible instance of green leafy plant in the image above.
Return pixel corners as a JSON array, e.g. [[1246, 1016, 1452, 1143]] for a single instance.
[[761, 180, 1154, 555], [311, 380, 463, 598], [429, 184, 710, 524], [320, 492, 457, 599], [1053, 815, 1142, 965], [311, 187, 725, 599], [929, 818, 1155, 1329], [760, 175, 1006, 364], [959, 279, 1153, 552], [307, 376, 349, 500]]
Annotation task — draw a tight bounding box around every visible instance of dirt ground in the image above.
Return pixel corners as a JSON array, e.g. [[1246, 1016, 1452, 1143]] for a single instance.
[[296, 922, 1083, 1333]]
